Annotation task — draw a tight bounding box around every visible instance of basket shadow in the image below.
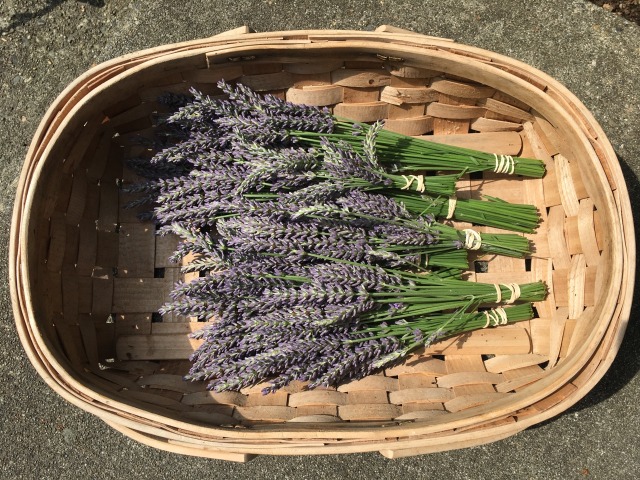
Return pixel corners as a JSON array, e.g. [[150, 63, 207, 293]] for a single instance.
[[0, 0, 106, 36], [531, 154, 640, 426]]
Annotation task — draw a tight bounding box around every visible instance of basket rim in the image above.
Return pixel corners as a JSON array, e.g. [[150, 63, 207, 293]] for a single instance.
[[10, 28, 635, 453]]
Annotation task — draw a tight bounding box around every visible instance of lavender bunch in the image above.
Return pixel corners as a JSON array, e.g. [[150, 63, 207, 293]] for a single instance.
[[176, 249, 543, 393], [182, 261, 540, 392]]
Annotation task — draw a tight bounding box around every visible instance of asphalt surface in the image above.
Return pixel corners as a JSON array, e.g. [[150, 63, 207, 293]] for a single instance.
[[1, 1, 639, 479]]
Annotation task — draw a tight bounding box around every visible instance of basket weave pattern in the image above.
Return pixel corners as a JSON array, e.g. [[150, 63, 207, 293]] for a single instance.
[[10, 27, 633, 460]]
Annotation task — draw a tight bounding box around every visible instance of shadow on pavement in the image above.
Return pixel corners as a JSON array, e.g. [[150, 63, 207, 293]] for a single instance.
[[1, 0, 105, 35]]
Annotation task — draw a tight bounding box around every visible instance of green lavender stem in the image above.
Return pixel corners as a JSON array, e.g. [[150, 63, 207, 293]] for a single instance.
[[292, 120, 546, 178]]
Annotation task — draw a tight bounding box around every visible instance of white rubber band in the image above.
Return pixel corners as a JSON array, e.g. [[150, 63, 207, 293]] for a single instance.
[[483, 311, 493, 328], [494, 284, 502, 304], [463, 229, 482, 250], [446, 196, 457, 220], [504, 283, 521, 304], [400, 175, 426, 193], [401, 174, 426, 193], [496, 307, 508, 325], [483, 307, 509, 328], [493, 153, 515, 174]]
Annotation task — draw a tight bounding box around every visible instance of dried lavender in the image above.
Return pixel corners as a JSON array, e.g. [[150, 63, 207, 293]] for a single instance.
[[120, 81, 549, 395]]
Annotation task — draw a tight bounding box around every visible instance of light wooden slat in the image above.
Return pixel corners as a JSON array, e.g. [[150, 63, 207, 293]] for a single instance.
[[245, 391, 289, 407], [345, 390, 389, 405], [436, 372, 503, 389], [484, 354, 549, 373], [444, 392, 510, 413], [333, 102, 388, 122], [577, 198, 602, 267], [95, 230, 119, 269], [385, 357, 447, 376], [421, 131, 522, 155], [337, 376, 399, 392], [445, 355, 494, 397], [337, 404, 401, 421], [384, 116, 433, 136], [151, 321, 207, 335], [554, 154, 581, 217], [63, 114, 104, 173], [178, 411, 240, 426], [426, 102, 486, 120], [470, 117, 522, 132], [76, 218, 98, 276], [492, 91, 531, 112], [396, 373, 437, 390], [546, 307, 570, 367], [547, 205, 571, 269], [424, 327, 531, 355], [477, 97, 534, 122], [567, 254, 587, 319], [288, 391, 348, 407], [97, 181, 119, 232], [429, 78, 495, 98], [234, 406, 296, 422], [154, 234, 180, 268], [380, 86, 439, 105], [495, 368, 546, 393], [285, 85, 343, 106], [388, 388, 453, 405], [384, 63, 439, 78], [331, 69, 391, 87], [386, 103, 425, 119], [288, 414, 341, 423]]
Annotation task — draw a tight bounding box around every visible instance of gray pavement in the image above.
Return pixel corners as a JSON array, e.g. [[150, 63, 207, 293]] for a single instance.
[[1, 1, 639, 479]]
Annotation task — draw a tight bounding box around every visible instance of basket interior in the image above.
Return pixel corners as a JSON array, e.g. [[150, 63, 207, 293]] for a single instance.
[[26, 44, 613, 429]]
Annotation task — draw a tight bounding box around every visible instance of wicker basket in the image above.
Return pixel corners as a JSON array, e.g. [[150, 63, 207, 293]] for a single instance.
[[10, 26, 634, 461]]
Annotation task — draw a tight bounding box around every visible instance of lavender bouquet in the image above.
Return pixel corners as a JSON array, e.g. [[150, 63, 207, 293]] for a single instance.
[[164, 255, 545, 393], [129, 81, 541, 233], [122, 80, 548, 394]]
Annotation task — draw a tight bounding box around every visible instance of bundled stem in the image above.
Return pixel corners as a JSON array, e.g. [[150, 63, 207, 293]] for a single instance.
[[293, 120, 546, 178]]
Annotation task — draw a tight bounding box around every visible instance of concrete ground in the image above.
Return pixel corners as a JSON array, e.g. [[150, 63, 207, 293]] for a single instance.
[[1, 1, 638, 479]]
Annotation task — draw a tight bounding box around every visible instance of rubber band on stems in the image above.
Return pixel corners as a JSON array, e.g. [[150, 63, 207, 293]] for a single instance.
[[446, 196, 457, 220], [493, 153, 516, 174], [401, 174, 426, 193], [503, 283, 521, 304], [483, 307, 509, 328], [463, 229, 482, 250]]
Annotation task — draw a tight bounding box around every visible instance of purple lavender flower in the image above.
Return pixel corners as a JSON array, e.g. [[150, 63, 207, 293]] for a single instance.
[[217, 80, 335, 132], [320, 138, 390, 187], [372, 222, 438, 247]]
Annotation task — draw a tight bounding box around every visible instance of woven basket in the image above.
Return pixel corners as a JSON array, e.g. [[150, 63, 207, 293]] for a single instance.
[[10, 26, 634, 461]]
